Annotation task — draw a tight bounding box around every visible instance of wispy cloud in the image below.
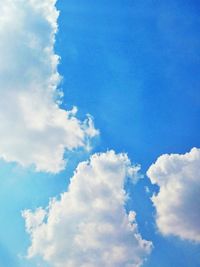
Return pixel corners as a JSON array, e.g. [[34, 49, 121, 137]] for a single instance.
[[0, 0, 98, 173], [23, 151, 152, 267], [147, 147, 200, 242]]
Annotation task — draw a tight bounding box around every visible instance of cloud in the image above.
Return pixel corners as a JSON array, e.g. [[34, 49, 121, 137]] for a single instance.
[[0, 0, 98, 173], [147, 147, 200, 242], [22, 151, 152, 267]]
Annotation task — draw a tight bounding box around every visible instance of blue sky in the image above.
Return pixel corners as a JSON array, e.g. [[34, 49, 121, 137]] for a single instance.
[[0, 0, 200, 266]]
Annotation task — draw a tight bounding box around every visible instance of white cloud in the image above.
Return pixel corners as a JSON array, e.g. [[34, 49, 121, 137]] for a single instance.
[[147, 147, 200, 242], [23, 151, 152, 267], [0, 0, 98, 173]]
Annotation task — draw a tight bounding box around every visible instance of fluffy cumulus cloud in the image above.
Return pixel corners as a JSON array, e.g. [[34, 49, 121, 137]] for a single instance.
[[23, 151, 152, 267], [0, 0, 98, 173], [147, 147, 200, 242]]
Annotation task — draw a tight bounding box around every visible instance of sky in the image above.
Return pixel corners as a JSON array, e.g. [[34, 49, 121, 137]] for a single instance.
[[0, 0, 200, 267]]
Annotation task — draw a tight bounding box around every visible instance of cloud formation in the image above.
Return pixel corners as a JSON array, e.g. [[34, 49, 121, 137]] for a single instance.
[[23, 151, 152, 267], [147, 147, 200, 242], [0, 0, 98, 173]]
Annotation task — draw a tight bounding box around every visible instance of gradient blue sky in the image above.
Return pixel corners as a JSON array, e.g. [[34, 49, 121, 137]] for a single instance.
[[0, 0, 200, 266]]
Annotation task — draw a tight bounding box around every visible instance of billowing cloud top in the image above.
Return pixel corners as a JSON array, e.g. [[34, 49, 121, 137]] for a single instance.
[[147, 147, 200, 242], [0, 0, 98, 173], [23, 151, 152, 267]]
